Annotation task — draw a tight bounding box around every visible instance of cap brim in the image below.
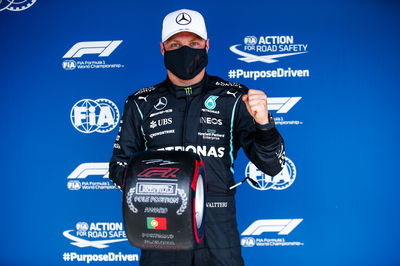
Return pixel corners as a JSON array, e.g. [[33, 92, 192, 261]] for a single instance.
[[162, 29, 207, 42]]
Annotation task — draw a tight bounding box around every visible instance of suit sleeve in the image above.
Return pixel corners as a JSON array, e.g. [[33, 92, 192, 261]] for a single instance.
[[234, 96, 285, 176], [109, 97, 145, 190]]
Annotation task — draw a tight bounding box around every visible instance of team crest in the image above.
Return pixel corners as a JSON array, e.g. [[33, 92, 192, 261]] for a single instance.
[[204, 96, 219, 110]]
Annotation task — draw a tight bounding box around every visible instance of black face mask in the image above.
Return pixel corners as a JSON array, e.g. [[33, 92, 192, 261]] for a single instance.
[[164, 45, 208, 80]]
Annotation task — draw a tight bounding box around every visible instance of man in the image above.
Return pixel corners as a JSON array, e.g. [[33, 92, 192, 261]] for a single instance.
[[109, 8, 285, 266]]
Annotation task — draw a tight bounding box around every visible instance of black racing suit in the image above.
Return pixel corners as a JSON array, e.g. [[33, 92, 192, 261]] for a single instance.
[[109, 74, 285, 266]]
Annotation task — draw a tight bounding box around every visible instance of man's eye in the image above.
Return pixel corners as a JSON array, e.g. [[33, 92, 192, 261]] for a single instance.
[[191, 42, 199, 47], [171, 43, 181, 48]]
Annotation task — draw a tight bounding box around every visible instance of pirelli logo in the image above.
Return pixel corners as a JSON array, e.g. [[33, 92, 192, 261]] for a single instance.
[[136, 183, 178, 196]]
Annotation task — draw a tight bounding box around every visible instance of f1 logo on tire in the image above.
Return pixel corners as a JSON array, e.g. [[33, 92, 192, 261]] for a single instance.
[[137, 167, 180, 178]]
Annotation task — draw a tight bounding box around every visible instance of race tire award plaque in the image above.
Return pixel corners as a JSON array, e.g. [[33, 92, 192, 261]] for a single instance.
[[123, 151, 206, 250]]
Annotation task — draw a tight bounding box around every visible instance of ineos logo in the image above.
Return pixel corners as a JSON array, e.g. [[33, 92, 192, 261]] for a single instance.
[[176, 12, 191, 25], [200, 117, 222, 126], [154, 97, 168, 111]]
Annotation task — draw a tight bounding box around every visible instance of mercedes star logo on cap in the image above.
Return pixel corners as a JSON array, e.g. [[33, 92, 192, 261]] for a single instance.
[[175, 12, 191, 25]]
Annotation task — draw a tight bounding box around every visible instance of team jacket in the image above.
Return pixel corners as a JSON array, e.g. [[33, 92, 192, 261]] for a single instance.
[[109, 74, 285, 195]]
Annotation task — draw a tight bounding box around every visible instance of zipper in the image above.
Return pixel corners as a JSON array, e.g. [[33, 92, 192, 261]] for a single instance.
[[182, 96, 190, 146]]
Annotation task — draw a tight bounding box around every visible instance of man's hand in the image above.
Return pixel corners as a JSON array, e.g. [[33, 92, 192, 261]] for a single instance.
[[242, 89, 269, 125]]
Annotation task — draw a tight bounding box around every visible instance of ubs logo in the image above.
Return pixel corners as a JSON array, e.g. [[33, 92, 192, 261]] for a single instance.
[[150, 118, 173, 129]]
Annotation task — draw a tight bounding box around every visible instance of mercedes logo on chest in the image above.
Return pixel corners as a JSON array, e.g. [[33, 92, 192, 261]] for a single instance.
[[154, 97, 168, 110], [176, 12, 192, 25]]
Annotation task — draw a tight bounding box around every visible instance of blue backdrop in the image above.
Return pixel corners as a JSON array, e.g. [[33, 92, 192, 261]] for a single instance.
[[1, 0, 399, 265]]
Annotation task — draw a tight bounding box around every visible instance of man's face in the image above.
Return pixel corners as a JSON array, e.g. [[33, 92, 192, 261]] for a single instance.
[[160, 32, 209, 54]]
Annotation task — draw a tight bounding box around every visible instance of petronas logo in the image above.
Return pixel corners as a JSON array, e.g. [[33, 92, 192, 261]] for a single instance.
[[204, 96, 219, 109]]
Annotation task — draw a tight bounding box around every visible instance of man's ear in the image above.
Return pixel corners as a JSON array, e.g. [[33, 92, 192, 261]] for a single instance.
[[160, 42, 165, 55], [206, 39, 210, 52]]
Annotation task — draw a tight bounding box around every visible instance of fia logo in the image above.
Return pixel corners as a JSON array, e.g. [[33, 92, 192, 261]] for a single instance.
[[76, 222, 89, 232], [245, 157, 296, 190], [70, 99, 120, 133], [67, 180, 82, 191], [0, 0, 37, 12], [241, 237, 256, 247], [204, 96, 219, 110], [62, 60, 76, 70], [244, 36, 258, 45], [63, 221, 127, 248]]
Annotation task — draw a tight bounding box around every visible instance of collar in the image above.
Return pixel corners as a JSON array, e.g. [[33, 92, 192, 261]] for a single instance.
[[166, 74, 208, 98]]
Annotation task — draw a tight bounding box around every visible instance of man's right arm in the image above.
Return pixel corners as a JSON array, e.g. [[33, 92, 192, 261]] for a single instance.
[[109, 96, 145, 190]]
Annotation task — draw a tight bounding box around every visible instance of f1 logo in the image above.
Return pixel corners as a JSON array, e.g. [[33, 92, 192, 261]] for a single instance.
[[241, 219, 303, 236], [67, 163, 109, 179], [268, 97, 301, 113], [63, 40, 123, 58], [137, 167, 180, 178]]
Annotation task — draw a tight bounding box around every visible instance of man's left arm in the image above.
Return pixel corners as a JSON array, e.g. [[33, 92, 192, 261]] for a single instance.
[[235, 89, 285, 176]]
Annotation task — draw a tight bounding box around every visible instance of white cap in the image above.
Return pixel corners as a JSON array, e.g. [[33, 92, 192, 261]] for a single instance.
[[162, 9, 207, 42]]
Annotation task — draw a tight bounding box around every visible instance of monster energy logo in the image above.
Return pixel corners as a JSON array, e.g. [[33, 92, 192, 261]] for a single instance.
[[184, 87, 192, 95]]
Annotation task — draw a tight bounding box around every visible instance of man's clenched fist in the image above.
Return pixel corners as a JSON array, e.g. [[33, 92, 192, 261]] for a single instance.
[[242, 89, 269, 125]]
